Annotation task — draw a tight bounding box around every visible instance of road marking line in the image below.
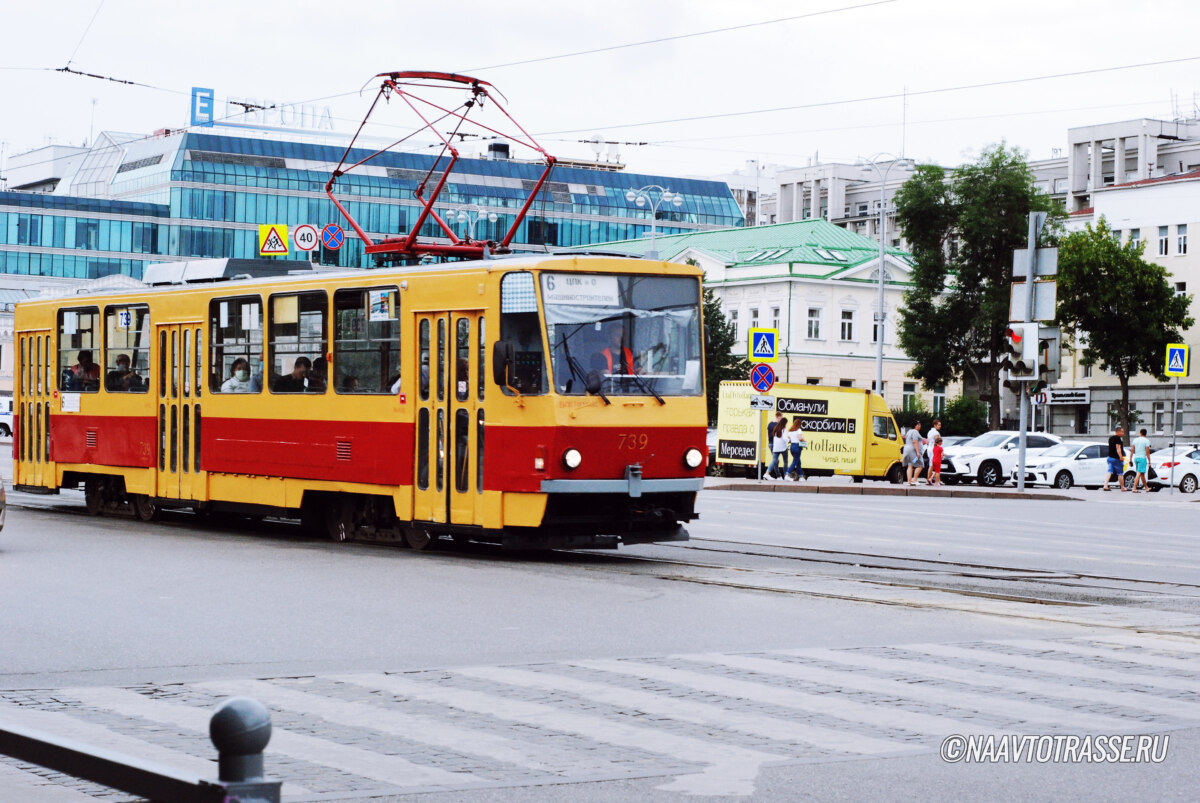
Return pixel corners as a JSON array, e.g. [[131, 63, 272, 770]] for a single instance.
[[456, 665, 913, 757], [1094, 633, 1200, 655], [61, 687, 471, 791], [783, 647, 1199, 724], [330, 672, 778, 797], [193, 678, 575, 775], [999, 639, 1200, 673], [575, 659, 994, 738], [899, 644, 1200, 698], [0, 758, 99, 802], [689, 653, 1132, 732]]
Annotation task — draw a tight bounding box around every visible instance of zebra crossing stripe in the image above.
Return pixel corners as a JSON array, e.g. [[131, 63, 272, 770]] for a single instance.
[[575, 659, 994, 737], [900, 644, 1200, 698], [690, 653, 1133, 732], [61, 687, 471, 791], [0, 702, 249, 790], [456, 665, 913, 757], [1094, 633, 1200, 655], [999, 639, 1200, 673], [784, 648, 1200, 724], [193, 678, 578, 775], [331, 672, 778, 797]]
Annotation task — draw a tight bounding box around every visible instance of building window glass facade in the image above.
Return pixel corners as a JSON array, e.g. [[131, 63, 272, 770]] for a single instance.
[[1179, 224, 1188, 255], [807, 308, 821, 339], [840, 310, 854, 341]]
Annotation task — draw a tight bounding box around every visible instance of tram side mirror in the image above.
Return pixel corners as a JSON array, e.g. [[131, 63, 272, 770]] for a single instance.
[[493, 340, 515, 386], [585, 370, 603, 395]]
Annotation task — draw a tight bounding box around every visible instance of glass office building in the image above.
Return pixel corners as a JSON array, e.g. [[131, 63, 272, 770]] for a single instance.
[[0, 130, 743, 281]]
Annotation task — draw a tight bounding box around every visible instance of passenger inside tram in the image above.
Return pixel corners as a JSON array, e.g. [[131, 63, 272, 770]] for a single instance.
[[221, 358, 255, 393]]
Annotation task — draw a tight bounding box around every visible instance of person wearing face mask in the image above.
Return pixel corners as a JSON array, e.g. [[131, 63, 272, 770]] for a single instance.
[[221, 357, 255, 392]]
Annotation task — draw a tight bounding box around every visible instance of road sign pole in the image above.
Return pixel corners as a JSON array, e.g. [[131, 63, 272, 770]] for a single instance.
[[1170, 375, 1179, 494], [757, 412, 763, 481], [1017, 213, 1044, 493]]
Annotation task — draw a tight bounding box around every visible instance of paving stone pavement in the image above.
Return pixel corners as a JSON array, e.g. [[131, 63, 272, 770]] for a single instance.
[[2, 633, 1198, 800]]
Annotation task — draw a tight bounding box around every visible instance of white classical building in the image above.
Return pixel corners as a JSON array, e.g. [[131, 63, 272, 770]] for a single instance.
[[584, 219, 960, 414], [1053, 167, 1199, 437]]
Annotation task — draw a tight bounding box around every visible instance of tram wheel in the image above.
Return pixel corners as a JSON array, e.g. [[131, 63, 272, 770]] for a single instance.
[[132, 495, 159, 522], [325, 498, 355, 543], [405, 527, 439, 551], [84, 479, 105, 516]]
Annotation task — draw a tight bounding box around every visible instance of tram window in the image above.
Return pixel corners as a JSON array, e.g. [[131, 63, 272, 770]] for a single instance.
[[455, 408, 469, 492], [57, 307, 100, 392], [194, 328, 202, 398], [36, 335, 43, 395], [498, 272, 545, 395], [477, 318, 486, 402], [268, 291, 327, 394], [44, 401, 50, 462], [455, 318, 470, 402], [103, 305, 150, 393], [182, 403, 190, 472], [209, 296, 263, 393], [476, 410, 484, 493], [183, 329, 191, 397], [436, 408, 445, 491], [437, 318, 446, 403], [194, 405, 202, 473], [333, 287, 400, 394], [159, 331, 167, 397], [419, 320, 430, 401], [417, 408, 429, 490], [44, 335, 51, 396]]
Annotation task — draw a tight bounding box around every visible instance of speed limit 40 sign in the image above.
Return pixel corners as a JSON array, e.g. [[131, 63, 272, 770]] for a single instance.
[[293, 224, 319, 251]]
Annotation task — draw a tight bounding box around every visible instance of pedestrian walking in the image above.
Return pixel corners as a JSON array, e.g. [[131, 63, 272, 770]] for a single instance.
[[785, 418, 807, 480], [929, 434, 944, 486], [765, 415, 789, 480], [1102, 425, 1127, 492], [903, 420, 924, 485], [923, 418, 941, 484], [1131, 427, 1152, 492]]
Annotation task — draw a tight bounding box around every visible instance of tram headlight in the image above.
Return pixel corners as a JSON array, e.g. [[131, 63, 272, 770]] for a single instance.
[[684, 448, 704, 469], [562, 448, 583, 470]]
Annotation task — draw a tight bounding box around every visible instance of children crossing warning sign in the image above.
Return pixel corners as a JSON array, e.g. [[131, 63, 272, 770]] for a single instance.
[[747, 328, 779, 363], [258, 224, 289, 256], [1165, 343, 1190, 377]]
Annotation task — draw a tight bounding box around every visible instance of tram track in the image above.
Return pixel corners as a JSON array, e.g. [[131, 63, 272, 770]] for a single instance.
[[12, 493, 1200, 637]]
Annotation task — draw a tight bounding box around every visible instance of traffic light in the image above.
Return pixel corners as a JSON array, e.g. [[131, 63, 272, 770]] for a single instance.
[[1001, 323, 1039, 378], [1001, 368, 1022, 393]]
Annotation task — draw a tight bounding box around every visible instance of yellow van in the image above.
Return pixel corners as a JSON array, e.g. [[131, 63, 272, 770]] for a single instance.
[[713, 381, 904, 482]]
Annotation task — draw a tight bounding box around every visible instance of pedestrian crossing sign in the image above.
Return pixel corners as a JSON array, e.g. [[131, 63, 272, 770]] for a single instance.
[[1165, 343, 1190, 377], [748, 328, 779, 363], [258, 224, 289, 256]]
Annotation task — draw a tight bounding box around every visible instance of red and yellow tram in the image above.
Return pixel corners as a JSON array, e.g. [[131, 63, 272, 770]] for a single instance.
[[13, 255, 708, 549]]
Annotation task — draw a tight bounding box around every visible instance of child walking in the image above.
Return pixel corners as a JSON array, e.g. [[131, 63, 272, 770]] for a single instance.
[[929, 434, 944, 486]]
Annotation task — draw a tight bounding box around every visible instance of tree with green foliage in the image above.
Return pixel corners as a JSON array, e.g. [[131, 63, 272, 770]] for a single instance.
[[940, 395, 988, 437], [701, 285, 750, 424], [1055, 218, 1193, 439], [893, 144, 1059, 428]]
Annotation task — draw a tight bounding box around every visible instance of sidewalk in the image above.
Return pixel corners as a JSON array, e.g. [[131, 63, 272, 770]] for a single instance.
[[703, 473, 1200, 503]]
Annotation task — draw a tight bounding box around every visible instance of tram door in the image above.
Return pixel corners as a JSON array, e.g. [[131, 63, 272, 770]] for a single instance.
[[413, 311, 484, 527], [15, 331, 53, 488], [154, 323, 206, 502]]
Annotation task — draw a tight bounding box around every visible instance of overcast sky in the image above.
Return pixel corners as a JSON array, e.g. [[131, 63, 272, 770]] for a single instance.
[[2, 0, 1198, 179]]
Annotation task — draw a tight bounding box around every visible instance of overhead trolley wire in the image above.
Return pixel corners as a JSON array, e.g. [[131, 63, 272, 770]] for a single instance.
[[464, 0, 899, 72], [536, 54, 1200, 136]]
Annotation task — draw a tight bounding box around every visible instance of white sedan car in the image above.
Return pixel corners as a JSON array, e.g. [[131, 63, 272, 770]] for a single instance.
[[1010, 441, 1110, 489], [1136, 446, 1200, 493]]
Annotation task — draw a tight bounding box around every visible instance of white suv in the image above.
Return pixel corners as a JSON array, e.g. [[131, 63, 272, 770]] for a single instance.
[[940, 430, 1063, 487]]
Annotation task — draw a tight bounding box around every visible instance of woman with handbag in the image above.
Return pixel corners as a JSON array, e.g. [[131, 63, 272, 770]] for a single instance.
[[786, 418, 807, 481]]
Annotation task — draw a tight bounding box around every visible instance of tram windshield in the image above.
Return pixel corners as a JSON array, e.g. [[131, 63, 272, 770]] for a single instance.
[[541, 272, 703, 397]]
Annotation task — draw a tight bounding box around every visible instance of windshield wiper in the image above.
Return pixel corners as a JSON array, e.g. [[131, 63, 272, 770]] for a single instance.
[[626, 369, 664, 405], [557, 329, 609, 404]]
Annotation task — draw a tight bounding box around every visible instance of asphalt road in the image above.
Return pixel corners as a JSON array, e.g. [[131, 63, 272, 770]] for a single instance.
[[1, 480, 1198, 802]]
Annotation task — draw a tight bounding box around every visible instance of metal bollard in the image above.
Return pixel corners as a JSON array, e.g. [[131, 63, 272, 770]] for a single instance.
[[209, 697, 281, 801]]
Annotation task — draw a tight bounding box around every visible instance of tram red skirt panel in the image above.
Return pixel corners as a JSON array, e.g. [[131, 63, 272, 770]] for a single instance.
[[203, 417, 413, 486], [485, 425, 707, 493], [50, 414, 157, 468]]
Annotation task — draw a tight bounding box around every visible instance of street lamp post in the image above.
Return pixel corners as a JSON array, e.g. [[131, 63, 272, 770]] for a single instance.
[[858, 154, 914, 400], [625, 185, 683, 260], [444, 205, 498, 242]]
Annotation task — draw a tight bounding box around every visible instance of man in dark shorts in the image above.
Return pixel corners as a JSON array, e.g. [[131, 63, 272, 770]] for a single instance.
[[1103, 426, 1126, 492]]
